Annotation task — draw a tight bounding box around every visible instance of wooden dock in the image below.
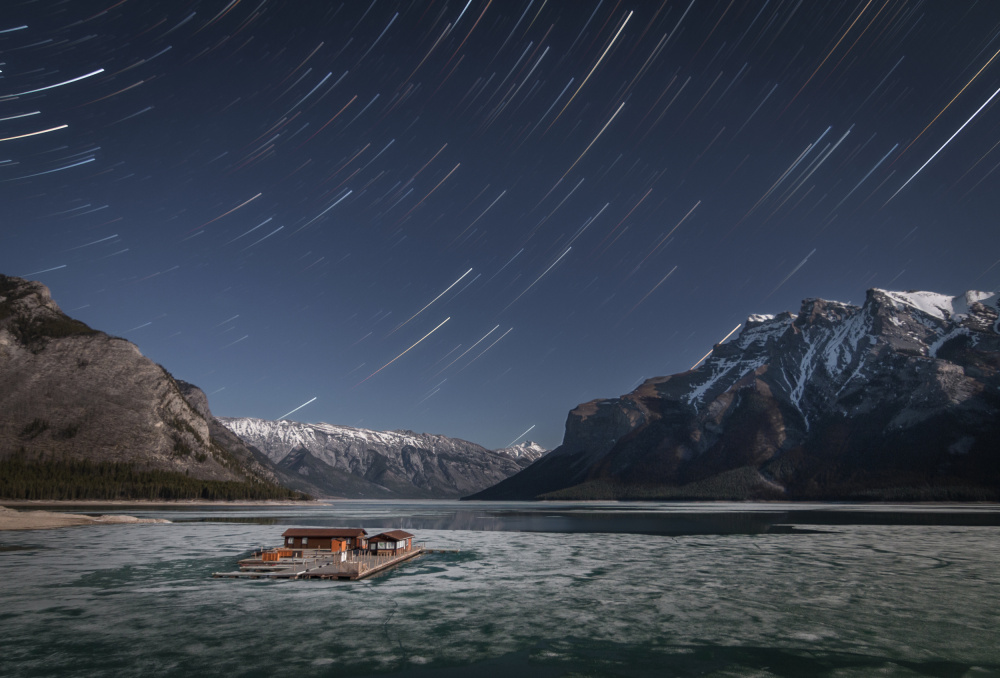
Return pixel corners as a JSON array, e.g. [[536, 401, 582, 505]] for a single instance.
[[212, 546, 428, 581]]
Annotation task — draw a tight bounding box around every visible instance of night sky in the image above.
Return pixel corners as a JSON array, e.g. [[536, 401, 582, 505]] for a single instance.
[[3, 1, 1000, 450]]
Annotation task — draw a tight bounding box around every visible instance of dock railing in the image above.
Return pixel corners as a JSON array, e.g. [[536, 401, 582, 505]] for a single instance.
[[222, 545, 429, 580]]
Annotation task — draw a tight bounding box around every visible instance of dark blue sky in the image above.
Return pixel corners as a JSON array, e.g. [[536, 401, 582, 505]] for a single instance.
[[3, 0, 1000, 450]]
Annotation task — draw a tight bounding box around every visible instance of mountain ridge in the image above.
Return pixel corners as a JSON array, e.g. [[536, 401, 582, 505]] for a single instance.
[[220, 416, 543, 498], [469, 288, 1000, 501], [0, 274, 306, 500]]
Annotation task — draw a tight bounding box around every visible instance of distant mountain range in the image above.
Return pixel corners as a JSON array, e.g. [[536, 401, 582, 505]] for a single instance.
[[470, 289, 1000, 501], [0, 273, 547, 501], [0, 274, 303, 500], [8, 272, 997, 503], [220, 417, 546, 498]]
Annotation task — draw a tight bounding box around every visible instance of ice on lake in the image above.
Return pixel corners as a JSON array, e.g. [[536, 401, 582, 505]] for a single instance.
[[1, 501, 998, 677]]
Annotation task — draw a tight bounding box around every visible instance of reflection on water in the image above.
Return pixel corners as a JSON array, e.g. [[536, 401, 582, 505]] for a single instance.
[[186, 517, 282, 525], [148, 500, 1000, 535], [0, 544, 42, 552], [2, 501, 998, 677]]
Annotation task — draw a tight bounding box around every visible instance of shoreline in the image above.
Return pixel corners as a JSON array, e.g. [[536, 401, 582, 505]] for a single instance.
[[1, 499, 321, 531], [0, 499, 322, 509], [0, 506, 172, 531]]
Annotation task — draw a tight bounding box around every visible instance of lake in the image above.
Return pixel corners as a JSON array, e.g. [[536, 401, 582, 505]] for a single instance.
[[1, 501, 998, 677]]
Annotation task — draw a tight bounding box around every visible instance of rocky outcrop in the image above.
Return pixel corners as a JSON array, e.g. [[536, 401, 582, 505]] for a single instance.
[[469, 289, 1000, 501], [0, 274, 301, 496], [220, 417, 533, 498]]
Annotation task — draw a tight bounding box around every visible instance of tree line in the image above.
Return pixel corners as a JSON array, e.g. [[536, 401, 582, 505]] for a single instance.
[[0, 454, 310, 501]]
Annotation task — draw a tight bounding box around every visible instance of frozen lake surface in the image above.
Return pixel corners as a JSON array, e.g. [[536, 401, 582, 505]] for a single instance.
[[2, 501, 998, 677]]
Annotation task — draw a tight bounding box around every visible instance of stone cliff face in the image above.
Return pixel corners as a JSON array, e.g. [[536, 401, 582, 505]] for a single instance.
[[470, 289, 1000, 501], [220, 417, 533, 498], [0, 275, 293, 490]]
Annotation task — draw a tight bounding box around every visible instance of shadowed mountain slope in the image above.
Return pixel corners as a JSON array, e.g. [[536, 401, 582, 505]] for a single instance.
[[469, 289, 1000, 501]]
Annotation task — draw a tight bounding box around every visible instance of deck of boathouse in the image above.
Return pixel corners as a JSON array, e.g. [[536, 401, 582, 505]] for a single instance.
[[212, 528, 433, 581], [213, 546, 425, 580]]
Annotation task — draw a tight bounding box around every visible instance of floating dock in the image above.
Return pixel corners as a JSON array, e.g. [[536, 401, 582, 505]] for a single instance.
[[212, 546, 429, 581]]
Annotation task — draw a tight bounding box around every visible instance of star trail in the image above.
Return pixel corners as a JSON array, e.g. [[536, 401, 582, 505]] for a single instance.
[[2, 1, 999, 449]]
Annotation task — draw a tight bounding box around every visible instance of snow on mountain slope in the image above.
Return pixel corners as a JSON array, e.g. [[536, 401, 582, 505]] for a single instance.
[[494, 441, 548, 462], [219, 417, 528, 498], [472, 288, 1000, 501]]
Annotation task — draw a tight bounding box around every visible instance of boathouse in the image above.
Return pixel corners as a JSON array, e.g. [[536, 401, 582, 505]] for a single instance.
[[368, 530, 414, 555], [282, 528, 368, 550]]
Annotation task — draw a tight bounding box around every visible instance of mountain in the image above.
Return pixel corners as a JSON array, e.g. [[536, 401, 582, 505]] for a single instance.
[[220, 417, 534, 498], [0, 274, 305, 500], [494, 441, 549, 462], [469, 289, 1000, 501]]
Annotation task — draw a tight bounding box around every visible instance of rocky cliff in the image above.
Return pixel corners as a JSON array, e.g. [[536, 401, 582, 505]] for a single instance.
[[220, 417, 535, 498], [0, 274, 303, 499], [469, 289, 1000, 501]]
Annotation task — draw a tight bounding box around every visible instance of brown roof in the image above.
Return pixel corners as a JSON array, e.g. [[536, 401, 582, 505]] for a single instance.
[[369, 530, 414, 541], [282, 528, 367, 538]]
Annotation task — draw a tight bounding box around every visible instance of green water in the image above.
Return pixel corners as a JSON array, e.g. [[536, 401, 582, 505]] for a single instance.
[[1, 502, 998, 677]]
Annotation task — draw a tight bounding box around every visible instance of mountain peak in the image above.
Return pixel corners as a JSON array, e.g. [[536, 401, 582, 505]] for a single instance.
[[494, 440, 549, 462], [1, 275, 304, 499], [470, 287, 1000, 501], [220, 416, 531, 498]]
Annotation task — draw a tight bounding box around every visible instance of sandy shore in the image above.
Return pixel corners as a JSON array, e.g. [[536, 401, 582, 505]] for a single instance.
[[0, 506, 172, 531]]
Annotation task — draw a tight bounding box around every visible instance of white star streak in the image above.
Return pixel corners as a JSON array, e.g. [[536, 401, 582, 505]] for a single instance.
[[214, 315, 239, 327], [452, 190, 506, 244], [2, 157, 95, 181], [1, 68, 104, 99], [557, 101, 626, 184], [280, 71, 334, 118], [829, 142, 898, 214], [486, 249, 523, 283], [637, 201, 700, 268], [221, 335, 249, 349], [22, 264, 67, 277], [68, 234, 118, 250], [291, 190, 352, 234], [278, 397, 317, 420], [0, 111, 40, 122], [0, 124, 68, 142], [241, 225, 284, 251], [458, 327, 513, 372], [192, 192, 262, 233], [356, 317, 451, 387], [503, 247, 571, 312], [766, 248, 816, 299], [226, 217, 273, 244], [622, 265, 677, 320], [389, 268, 473, 336], [506, 424, 535, 448], [690, 323, 743, 370], [431, 325, 499, 377], [548, 11, 633, 129], [884, 82, 1000, 206]]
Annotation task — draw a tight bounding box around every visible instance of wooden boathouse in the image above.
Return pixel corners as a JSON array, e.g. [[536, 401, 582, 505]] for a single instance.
[[213, 527, 432, 581], [368, 530, 414, 555], [282, 528, 368, 551]]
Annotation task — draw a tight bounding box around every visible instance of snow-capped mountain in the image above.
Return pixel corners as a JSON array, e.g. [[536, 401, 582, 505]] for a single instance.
[[470, 289, 1000, 501], [494, 441, 548, 462], [219, 417, 531, 498]]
